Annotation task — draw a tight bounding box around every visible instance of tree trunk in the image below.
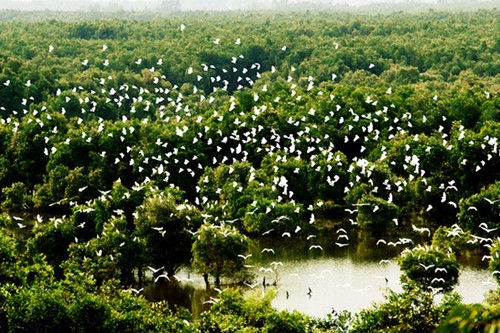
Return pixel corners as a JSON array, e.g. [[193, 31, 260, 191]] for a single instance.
[[215, 275, 221, 289], [203, 273, 210, 289], [138, 266, 143, 287]]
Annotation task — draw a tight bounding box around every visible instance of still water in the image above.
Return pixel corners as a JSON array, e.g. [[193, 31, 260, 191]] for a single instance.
[[145, 232, 497, 318]]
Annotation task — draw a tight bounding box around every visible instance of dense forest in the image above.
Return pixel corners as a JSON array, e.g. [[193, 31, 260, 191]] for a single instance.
[[0, 8, 499, 332]]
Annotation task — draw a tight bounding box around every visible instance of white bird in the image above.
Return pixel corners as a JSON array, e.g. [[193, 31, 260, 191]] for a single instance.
[[419, 263, 435, 270], [412, 224, 431, 237], [147, 266, 164, 274], [309, 245, 323, 251], [238, 254, 252, 260], [428, 286, 443, 293], [244, 282, 259, 289], [484, 198, 500, 205], [154, 274, 170, 283], [259, 267, 273, 273], [261, 248, 275, 254], [128, 288, 143, 294], [479, 222, 498, 233], [337, 234, 349, 241], [203, 297, 220, 304], [262, 229, 274, 236]]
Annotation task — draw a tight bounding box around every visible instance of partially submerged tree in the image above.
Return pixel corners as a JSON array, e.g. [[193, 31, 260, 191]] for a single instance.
[[399, 245, 459, 294], [192, 222, 250, 288], [134, 187, 201, 278]]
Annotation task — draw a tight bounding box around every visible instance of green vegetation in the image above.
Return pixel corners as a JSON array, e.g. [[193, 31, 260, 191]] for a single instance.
[[0, 7, 499, 332]]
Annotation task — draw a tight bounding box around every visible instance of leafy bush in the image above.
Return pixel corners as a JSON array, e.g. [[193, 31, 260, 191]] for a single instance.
[[399, 245, 459, 293], [352, 284, 461, 333]]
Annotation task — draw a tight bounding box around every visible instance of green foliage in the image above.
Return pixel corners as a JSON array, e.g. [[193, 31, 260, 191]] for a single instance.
[[352, 284, 461, 333], [356, 194, 399, 233], [192, 223, 250, 286], [458, 181, 500, 232], [489, 239, 500, 284], [66, 215, 143, 285], [435, 304, 500, 333], [399, 245, 459, 293], [431, 225, 476, 256], [197, 288, 314, 333], [26, 216, 76, 279], [135, 187, 201, 277], [5, 284, 73, 333], [2, 277, 194, 333], [0, 10, 496, 220], [0, 8, 498, 333], [0, 182, 31, 212], [0, 232, 21, 284]]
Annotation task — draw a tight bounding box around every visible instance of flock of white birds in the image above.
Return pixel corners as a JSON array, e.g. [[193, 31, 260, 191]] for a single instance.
[[2, 23, 499, 300]]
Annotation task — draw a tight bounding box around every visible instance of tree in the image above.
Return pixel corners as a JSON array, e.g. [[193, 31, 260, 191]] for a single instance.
[[0, 182, 31, 212], [66, 215, 143, 286], [0, 231, 21, 284], [436, 304, 500, 333], [26, 217, 76, 280], [197, 288, 314, 333], [352, 284, 460, 333], [488, 239, 500, 284], [355, 194, 399, 234], [134, 187, 201, 278], [191, 222, 250, 288], [458, 181, 500, 233], [431, 225, 475, 256], [399, 245, 459, 293]]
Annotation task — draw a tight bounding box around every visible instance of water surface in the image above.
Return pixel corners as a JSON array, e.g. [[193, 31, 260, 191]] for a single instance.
[[147, 231, 497, 317]]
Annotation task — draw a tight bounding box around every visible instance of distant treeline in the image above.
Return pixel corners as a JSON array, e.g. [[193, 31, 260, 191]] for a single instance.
[[0, 0, 498, 17]]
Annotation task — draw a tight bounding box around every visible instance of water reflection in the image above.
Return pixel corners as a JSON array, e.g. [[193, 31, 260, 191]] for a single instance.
[[143, 281, 213, 315], [145, 231, 497, 318]]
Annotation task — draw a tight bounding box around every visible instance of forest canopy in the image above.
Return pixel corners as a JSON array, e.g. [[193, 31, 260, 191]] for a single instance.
[[0, 8, 499, 333]]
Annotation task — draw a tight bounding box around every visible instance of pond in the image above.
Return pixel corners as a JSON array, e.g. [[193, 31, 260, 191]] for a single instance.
[[144, 230, 498, 317]]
